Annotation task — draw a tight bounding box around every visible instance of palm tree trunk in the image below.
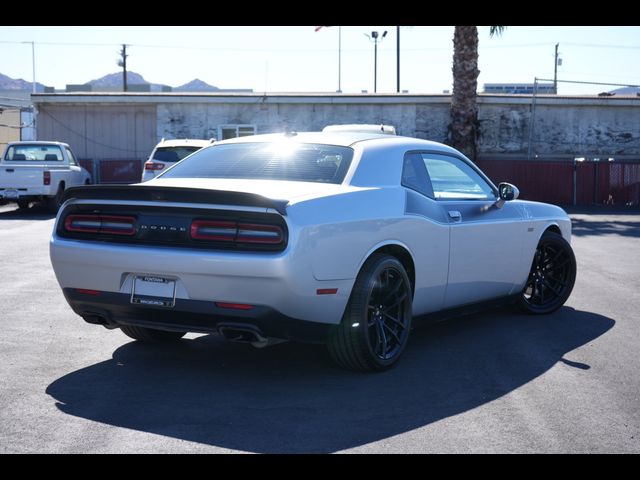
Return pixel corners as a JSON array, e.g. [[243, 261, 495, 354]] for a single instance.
[[449, 26, 479, 160]]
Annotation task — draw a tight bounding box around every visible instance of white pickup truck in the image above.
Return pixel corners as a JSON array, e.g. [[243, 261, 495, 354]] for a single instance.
[[0, 141, 92, 212]]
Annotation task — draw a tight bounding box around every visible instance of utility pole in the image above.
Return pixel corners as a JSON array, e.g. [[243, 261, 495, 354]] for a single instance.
[[21, 41, 36, 93], [553, 43, 559, 94], [118, 44, 128, 92], [396, 26, 400, 93], [338, 27, 342, 93]]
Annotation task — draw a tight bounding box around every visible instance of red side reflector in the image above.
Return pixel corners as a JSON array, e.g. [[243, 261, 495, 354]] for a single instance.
[[215, 302, 254, 310], [317, 288, 338, 295], [43, 171, 51, 185], [75, 288, 101, 296]]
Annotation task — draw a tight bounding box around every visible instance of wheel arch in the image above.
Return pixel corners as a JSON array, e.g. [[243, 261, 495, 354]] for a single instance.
[[357, 241, 416, 297], [543, 224, 562, 236]]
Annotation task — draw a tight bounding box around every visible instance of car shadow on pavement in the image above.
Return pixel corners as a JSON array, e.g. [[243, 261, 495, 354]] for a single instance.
[[0, 204, 56, 221], [46, 306, 613, 453]]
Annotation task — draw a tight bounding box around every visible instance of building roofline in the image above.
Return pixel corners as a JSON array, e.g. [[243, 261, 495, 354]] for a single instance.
[[30, 92, 640, 107]]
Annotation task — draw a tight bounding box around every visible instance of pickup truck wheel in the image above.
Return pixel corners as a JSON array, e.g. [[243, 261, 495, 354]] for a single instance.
[[47, 185, 64, 213], [120, 325, 186, 343], [17, 200, 30, 210]]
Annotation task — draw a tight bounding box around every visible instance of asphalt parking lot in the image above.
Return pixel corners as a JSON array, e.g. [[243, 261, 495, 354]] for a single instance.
[[0, 202, 638, 453]]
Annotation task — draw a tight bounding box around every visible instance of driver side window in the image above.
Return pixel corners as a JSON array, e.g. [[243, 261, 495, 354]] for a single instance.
[[422, 154, 496, 201]]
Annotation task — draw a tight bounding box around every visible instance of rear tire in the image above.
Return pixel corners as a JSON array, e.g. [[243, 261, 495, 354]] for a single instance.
[[328, 253, 413, 372], [17, 199, 30, 210], [519, 231, 576, 314], [47, 184, 64, 213], [120, 325, 186, 343]]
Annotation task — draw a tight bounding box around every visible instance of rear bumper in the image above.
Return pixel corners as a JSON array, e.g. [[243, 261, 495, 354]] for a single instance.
[[0, 186, 53, 199], [64, 288, 331, 343], [50, 235, 354, 325]]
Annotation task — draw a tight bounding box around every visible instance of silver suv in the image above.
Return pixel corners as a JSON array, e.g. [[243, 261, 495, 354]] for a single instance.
[[141, 138, 213, 181]]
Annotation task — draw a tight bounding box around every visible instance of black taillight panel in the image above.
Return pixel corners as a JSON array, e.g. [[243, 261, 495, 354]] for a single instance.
[[58, 204, 287, 252]]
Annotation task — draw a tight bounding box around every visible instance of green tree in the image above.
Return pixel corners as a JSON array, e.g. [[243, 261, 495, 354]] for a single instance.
[[449, 26, 505, 160]]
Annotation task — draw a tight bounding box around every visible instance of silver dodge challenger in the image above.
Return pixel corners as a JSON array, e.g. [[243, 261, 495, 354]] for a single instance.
[[50, 130, 576, 371]]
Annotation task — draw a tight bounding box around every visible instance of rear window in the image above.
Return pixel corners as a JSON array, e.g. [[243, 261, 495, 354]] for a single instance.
[[161, 142, 354, 184], [4, 144, 63, 162], [152, 146, 202, 163]]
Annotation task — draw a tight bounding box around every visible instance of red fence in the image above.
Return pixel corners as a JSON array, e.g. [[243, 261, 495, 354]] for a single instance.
[[78, 156, 640, 207], [476, 159, 640, 207]]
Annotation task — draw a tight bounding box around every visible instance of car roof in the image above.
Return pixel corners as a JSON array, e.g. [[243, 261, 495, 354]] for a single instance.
[[216, 132, 455, 151], [155, 138, 212, 148], [7, 141, 71, 148]]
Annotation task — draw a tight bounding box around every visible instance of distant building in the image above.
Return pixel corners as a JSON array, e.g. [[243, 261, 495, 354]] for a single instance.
[[0, 90, 35, 149], [483, 83, 556, 94], [609, 86, 640, 96]]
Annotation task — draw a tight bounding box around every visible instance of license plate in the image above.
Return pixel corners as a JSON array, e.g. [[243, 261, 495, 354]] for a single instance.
[[4, 189, 18, 199], [131, 275, 176, 308]]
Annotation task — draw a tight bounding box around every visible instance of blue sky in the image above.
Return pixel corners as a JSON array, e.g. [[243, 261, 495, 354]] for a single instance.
[[1, 26, 639, 95]]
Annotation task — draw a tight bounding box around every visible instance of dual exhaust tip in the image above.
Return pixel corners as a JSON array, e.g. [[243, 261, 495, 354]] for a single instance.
[[218, 323, 278, 348]]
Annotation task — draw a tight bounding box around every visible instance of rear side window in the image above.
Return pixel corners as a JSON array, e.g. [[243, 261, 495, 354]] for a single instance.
[[4, 144, 63, 162], [152, 146, 202, 163], [402, 152, 435, 198], [161, 142, 354, 184]]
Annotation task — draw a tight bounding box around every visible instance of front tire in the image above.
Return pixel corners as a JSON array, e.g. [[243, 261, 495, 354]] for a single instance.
[[328, 253, 413, 372], [519, 231, 576, 314], [120, 325, 186, 343]]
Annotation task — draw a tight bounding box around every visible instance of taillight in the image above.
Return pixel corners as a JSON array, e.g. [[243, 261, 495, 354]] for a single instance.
[[64, 214, 136, 236], [144, 161, 164, 171], [190, 220, 283, 245], [64, 215, 101, 233], [43, 171, 51, 185], [237, 223, 283, 244], [190, 220, 236, 241]]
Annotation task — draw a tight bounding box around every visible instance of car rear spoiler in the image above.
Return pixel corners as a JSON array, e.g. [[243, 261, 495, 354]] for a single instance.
[[61, 185, 289, 215]]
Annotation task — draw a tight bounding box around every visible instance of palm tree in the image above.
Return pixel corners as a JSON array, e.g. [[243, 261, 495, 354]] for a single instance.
[[449, 26, 505, 160]]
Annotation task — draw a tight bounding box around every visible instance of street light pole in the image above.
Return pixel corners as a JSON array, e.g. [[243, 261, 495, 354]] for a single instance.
[[396, 26, 400, 93], [374, 34, 378, 93], [365, 30, 387, 93], [553, 43, 560, 94]]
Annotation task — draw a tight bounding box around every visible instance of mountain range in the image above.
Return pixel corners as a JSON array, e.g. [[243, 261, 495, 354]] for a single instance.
[[0, 72, 46, 92], [0, 71, 220, 92]]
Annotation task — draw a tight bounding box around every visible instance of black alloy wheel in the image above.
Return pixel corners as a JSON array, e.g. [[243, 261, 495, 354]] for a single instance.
[[328, 253, 413, 372], [519, 231, 576, 314]]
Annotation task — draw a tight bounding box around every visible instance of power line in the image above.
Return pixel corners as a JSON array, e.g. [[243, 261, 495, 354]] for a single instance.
[[0, 39, 567, 53], [564, 42, 640, 50], [0, 40, 119, 47]]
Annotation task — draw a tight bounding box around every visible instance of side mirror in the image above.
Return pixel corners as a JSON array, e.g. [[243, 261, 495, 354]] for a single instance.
[[496, 182, 519, 208]]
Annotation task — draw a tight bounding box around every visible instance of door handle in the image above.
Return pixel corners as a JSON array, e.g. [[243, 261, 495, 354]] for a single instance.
[[448, 210, 462, 222], [6, 168, 14, 172]]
